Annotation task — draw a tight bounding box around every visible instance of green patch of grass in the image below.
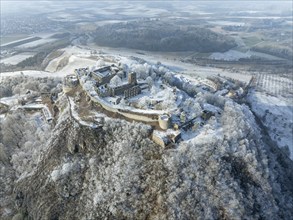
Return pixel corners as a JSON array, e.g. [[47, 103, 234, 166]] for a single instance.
[[242, 36, 262, 47]]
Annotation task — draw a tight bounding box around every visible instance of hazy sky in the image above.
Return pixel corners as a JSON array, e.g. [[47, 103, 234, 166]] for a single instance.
[[1, 1, 292, 16]]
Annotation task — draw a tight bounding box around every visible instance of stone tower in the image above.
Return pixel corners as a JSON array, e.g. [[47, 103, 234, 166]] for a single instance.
[[128, 72, 137, 85]]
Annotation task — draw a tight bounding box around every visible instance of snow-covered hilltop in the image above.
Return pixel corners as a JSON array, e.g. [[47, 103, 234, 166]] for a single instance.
[[61, 50, 254, 148], [0, 47, 293, 219]]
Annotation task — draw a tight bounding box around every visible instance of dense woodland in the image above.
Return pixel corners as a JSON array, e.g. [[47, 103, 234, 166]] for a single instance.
[[0, 76, 62, 98], [94, 21, 237, 52], [252, 43, 293, 60]]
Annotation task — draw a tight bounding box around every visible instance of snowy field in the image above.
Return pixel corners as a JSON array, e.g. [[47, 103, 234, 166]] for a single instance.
[[255, 73, 293, 97], [208, 21, 246, 26], [0, 36, 35, 47], [248, 73, 293, 160], [209, 50, 251, 61], [50, 45, 253, 85], [59, 55, 96, 75], [48, 46, 98, 74], [209, 50, 285, 61], [87, 44, 253, 84], [0, 70, 67, 78], [1, 47, 97, 78], [1, 45, 253, 85], [0, 52, 36, 65], [45, 50, 68, 72], [248, 90, 293, 160], [48, 12, 84, 22], [16, 38, 57, 49]]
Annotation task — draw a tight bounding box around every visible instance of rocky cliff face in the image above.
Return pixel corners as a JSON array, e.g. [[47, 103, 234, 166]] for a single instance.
[[1, 99, 293, 220]]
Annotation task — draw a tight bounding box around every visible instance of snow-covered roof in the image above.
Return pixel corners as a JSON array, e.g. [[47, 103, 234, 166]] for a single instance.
[[105, 96, 121, 103], [92, 66, 112, 78]]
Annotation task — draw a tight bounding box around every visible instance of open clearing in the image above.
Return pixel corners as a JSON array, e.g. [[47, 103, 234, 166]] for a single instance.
[[248, 90, 293, 160], [45, 50, 68, 72], [2, 45, 253, 84], [16, 38, 57, 49], [255, 73, 293, 97], [0, 34, 30, 46], [0, 52, 36, 65], [88, 43, 253, 83]]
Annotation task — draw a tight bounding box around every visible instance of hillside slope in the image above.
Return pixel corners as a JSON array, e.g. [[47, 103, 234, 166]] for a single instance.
[[1, 94, 292, 219], [94, 21, 237, 52]]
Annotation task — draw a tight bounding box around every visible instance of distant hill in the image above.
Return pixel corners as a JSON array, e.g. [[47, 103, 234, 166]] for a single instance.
[[252, 43, 293, 61], [93, 21, 237, 52]]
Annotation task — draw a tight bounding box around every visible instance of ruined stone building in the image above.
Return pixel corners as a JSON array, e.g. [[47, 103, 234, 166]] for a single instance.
[[128, 72, 137, 85], [91, 66, 117, 85], [124, 85, 141, 99], [97, 71, 141, 99]]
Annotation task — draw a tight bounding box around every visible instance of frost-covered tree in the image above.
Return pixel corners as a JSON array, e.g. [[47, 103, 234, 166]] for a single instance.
[[2, 111, 26, 149], [163, 71, 175, 84], [1, 109, 52, 178], [96, 59, 105, 67], [158, 66, 167, 75], [146, 76, 153, 89], [83, 80, 95, 92], [0, 85, 12, 98], [158, 89, 177, 110], [130, 63, 150, 79], [121, 63, 129, 73], [137, 96, 150, 109], [0, 76, 62, 98], [182, 98, 202, 118], [0, 143, 9, 164], [204, 93, 226, 109], [150, 85, 160, 96]]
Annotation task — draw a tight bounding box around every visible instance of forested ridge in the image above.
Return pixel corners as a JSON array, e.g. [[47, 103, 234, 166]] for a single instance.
[[94, 21, 237, 52]]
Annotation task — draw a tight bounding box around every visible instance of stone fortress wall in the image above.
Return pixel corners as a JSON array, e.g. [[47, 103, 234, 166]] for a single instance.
[[74, 73, 167, 128]]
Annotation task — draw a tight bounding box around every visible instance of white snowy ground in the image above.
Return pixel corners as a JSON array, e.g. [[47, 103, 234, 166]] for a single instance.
[[0, 95, 24, 106], [210, 49, 286, 62], [87, 44, 253, 83], [248, 90, 293, 160], [209, 50, 251, 61], [0, 47, 97, 78], [46, 46, 96, 73], [1, 45, 252, 84], [0, 70, 67, 78], [256, 73, 293, 97], [45, 50, 67, 72], [16, 38, 57, 49], [0, 52, 36, 65]]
